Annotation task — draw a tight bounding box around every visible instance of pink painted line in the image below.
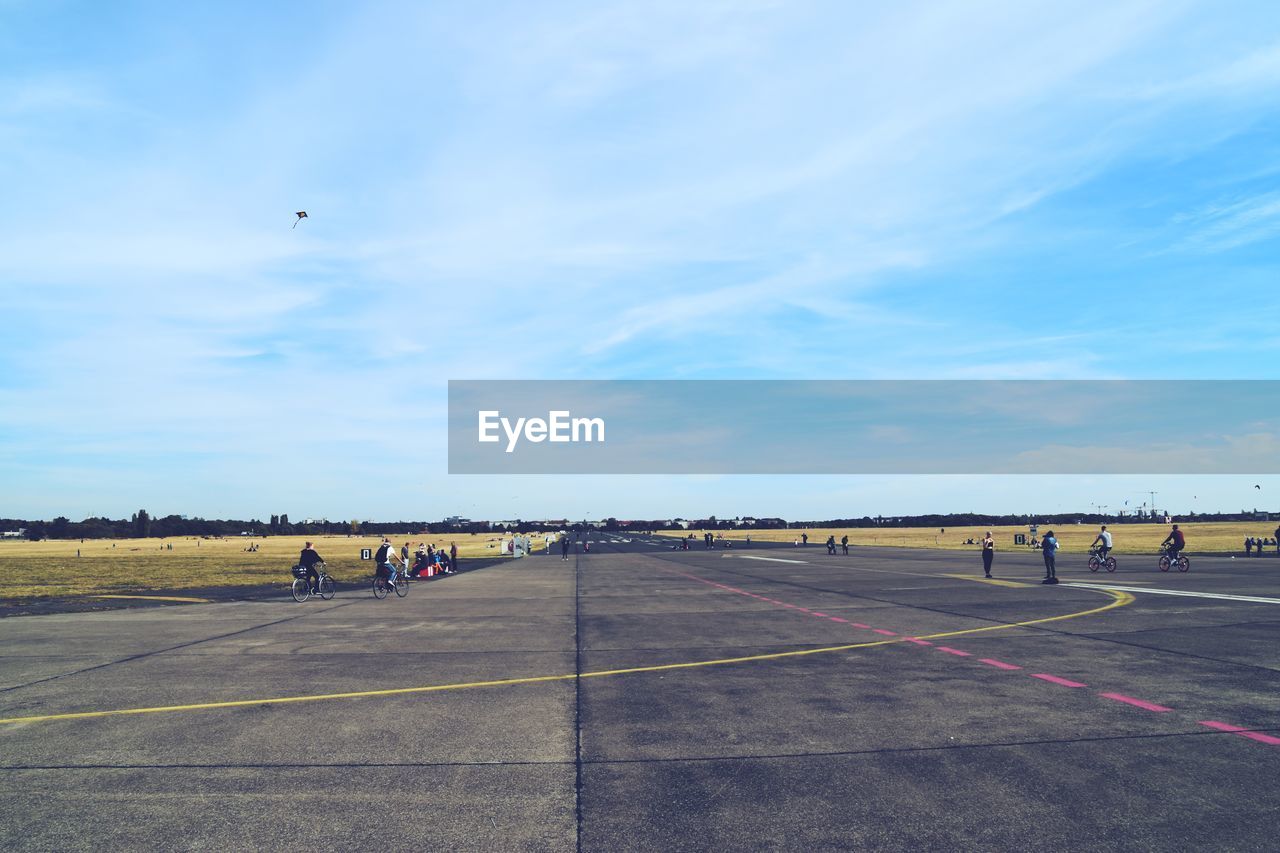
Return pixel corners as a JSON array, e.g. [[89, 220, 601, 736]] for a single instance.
[[794, 607, 812, 613], [1199, 721, 1280, 745], [904, 638, 933, 646], [850, 622, 871, 629], [811, 612, 829, 618], [978, 658, 1021, 670], [872, 628, 898, 636], [1030, 673, 1087, 688], [1099, 693, 1172, 713], [936, 646, 971, 657], [828, 616, 848, 623]]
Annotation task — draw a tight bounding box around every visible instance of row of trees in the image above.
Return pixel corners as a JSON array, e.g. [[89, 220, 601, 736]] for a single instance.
[[5, 508, 1274, 542]]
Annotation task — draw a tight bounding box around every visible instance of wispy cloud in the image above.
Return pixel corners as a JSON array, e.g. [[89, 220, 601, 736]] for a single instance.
[[3, 1, 1280, 517]]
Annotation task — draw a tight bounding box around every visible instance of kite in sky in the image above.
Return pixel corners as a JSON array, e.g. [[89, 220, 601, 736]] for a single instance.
[[293, 211, 308, 229]]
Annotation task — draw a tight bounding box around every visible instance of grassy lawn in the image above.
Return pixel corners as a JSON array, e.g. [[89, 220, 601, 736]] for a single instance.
[[658, 521, 1280, 557], [0, 532, 555, 600]]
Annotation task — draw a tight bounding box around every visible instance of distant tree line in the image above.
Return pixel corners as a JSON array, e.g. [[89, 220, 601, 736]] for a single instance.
[[3, 508, 1272, 541]]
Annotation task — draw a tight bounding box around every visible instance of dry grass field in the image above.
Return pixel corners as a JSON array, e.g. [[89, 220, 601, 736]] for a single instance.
[[659, 521, 1280, 557], [0, 532, 554, 601]]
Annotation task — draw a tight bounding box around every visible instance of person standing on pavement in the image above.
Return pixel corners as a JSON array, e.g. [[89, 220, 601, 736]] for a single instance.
[[841, 534, 849, 555], [981, 532, 994, 578], [826, 535, 837, 555], [1041, 530, 1059, 584], [450, 542, 458, 571], [561, 535, 571, 561]]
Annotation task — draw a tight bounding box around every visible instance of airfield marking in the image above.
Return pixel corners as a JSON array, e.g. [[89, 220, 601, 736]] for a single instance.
[[91, 594, 212, 604], [725, 555, 808, 564], [1030, 674, 1088, 688], [0, 587, 1130, 727], [662, 563, 1275, 743], [1198, 721, 1280, 745], [1062, 583, 1280, 605], [1100, 693, 1172, 713]]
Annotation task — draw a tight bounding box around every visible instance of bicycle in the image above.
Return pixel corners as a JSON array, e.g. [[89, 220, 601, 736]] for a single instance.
[[372, 564, 409, 599], [1087, 547, 1117, 573], [1158, 548, 1190, 573], [291, 562, 336, 602]]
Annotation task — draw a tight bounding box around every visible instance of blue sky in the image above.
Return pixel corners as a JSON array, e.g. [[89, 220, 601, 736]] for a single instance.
[[2, 1, 1278, 521]]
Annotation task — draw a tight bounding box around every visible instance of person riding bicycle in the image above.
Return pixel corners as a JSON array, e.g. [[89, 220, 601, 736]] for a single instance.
[[1160, 524, 1185, 561], [298, 541, 324, 593], [374, 538, 402, 591], [1091, 525, 1113, 558]]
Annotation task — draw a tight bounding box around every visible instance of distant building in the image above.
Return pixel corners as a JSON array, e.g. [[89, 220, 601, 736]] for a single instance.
[[1, 529, 25, 538]]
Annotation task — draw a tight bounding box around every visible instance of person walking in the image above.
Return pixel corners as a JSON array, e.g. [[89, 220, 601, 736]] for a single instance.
[[841, 534, 849, 555], [450, 542, 458, 571], [981, 531, 994, 578], [1041, 530, 1059, 584], [561, 535, 571, 561], [826, 535, 837, 555], [1246, 537, 1254, 556], [801, 533, 809, 547]]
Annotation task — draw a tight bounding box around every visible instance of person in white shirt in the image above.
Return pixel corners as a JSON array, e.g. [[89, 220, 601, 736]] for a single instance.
[[1091, 525, 1113, 558]]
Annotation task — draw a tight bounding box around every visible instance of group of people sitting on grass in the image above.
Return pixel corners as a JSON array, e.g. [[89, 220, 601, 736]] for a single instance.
[[409, 542, 458, 577], [1244, 532, 1280, 556]]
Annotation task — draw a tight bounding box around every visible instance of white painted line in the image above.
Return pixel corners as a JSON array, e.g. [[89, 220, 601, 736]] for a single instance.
[[1062, 583, 1280, 605], [725, 555, 809, 565]]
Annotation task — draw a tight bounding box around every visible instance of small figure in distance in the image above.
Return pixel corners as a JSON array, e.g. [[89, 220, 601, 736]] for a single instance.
[[981, 531, 994, 578], [1041, 530, 1059, 584], [561, 535, 571, 561], [802, 533, 808, 547], [1245, 536, 1254, 557], [841, 534, 849, 555], [826, 535, 836, 555]]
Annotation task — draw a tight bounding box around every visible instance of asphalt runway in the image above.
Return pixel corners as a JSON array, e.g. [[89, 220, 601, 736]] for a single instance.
[[1, 538, 1277, 851]]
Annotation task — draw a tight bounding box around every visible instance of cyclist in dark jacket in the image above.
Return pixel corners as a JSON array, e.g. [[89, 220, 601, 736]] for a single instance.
[[299, 542, 324, 593]]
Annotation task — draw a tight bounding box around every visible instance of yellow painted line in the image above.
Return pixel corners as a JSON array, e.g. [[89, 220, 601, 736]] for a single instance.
[[0, 588, 1131, 727], [943, 574, 1031, 588], [91, 595, 212, 604]]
